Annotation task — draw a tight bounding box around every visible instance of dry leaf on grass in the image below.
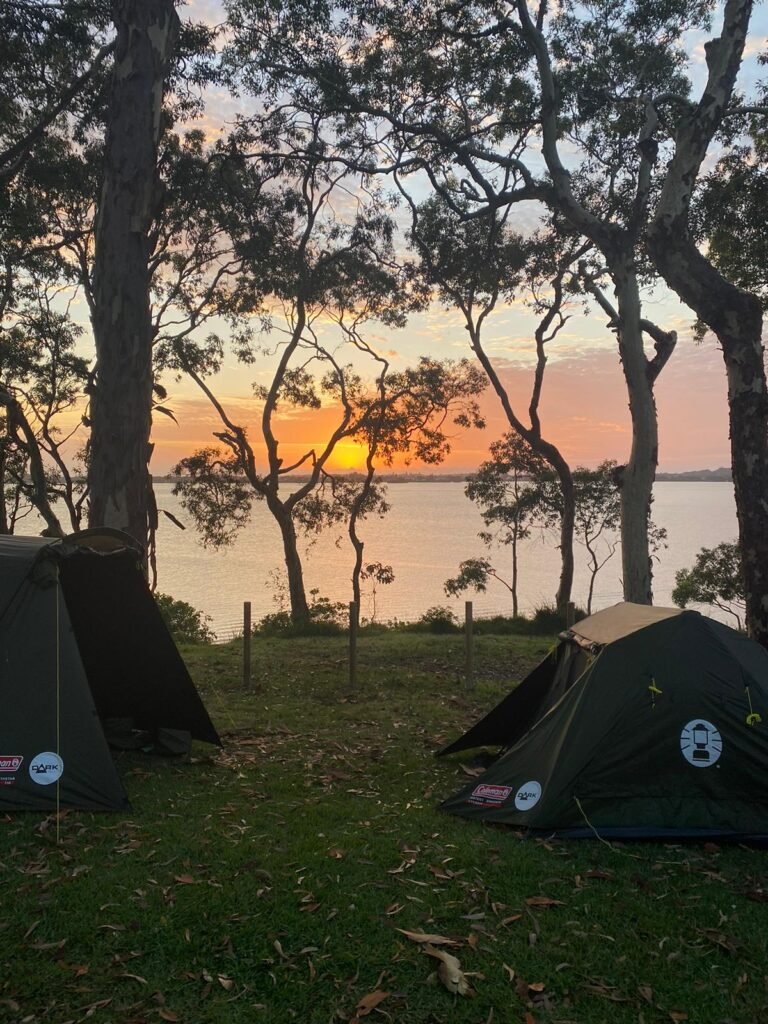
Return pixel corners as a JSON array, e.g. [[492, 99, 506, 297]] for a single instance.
[[351, 989, 389, 1023], [525, 896, 565, 908], [397, 928, 460, 946], [423, 943, 475, 997]]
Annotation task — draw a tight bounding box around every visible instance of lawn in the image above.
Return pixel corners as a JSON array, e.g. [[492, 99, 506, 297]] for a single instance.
[[2, 631, 767, 1024]]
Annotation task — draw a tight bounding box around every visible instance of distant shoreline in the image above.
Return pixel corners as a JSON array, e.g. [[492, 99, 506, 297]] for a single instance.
[[153, 468, 734, 484]]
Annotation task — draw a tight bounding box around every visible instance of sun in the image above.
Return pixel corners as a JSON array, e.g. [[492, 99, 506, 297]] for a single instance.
[[331, 443, 368, 472]]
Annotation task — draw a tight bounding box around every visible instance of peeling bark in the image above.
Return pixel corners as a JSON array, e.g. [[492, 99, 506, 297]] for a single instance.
[[88, 0, 179, 554], [647, 0, 768, 643]]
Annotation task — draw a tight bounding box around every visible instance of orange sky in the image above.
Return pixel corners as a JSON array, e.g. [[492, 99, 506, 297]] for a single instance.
[[146, 309, 733, 476]]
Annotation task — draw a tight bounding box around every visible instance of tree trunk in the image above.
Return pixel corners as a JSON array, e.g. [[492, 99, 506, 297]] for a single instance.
[[609, 254, 657, 604], [510, 521, 519, 618], [645, 0, 767, 641], [550, 453, 576, 613], [469, 329, 575, 611], [88, 0, 179, 554], [649, 229, 768, 642], [269, 496, 310, 627]]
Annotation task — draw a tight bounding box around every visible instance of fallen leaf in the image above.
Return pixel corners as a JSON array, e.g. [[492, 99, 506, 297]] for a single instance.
[[118, 973, 147, 985], [218, 975, 234, 991], [638, 984, 654, 1003], [525, 896, 565, 908], [669, 1013, 688, 1022], [174, 874, 196, 885], [397, 928, 460, 946], [423, 944, 475, 997], [327, 848, 346, 860], [158, 1011, 179, 1022], [351, 989, 389, 1021]]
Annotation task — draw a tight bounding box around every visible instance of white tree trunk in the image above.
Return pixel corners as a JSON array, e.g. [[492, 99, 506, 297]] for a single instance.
[[89, 0, 179, 553]]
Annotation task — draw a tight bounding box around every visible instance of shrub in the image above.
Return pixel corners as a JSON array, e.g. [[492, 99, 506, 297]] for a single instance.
[[415, 605, 461, 634], [155, 593, 215, 644], [257, 591, 347, 637]]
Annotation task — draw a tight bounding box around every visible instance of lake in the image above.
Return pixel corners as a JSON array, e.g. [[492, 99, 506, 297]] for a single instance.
[[147, 481, 739, 636]]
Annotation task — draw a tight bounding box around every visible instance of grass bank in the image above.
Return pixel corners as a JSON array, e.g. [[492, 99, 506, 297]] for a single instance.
[[2, 632, 767, 1024]]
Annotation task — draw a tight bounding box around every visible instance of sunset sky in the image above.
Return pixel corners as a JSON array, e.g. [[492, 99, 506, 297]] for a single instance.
[[77, 2, 767, 477]]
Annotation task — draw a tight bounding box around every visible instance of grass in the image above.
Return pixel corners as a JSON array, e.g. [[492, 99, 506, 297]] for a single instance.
[[2, 630, 768, 1024]]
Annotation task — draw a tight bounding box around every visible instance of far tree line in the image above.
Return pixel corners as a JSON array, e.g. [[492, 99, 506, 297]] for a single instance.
[[1, 0, 767, 642]]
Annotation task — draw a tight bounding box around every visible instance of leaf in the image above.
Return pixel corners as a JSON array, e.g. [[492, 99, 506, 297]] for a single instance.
[[638, 984, 654, 1003], [174, 874, 196, 885], [352, 989, 389, 1021], [525, 896, 565, 908], [154, 405, 178, 424], [423, 944, 475, 998], [669, 1014, 688, 1022], [118, 973, 147, 985], [160, 508, 186, 531], [585, 869, 614, 880], [158, 1011, 179, 1022], [397, 928, 460, 946], [327, 847, 346, 859], [218, 975, 234, 991]]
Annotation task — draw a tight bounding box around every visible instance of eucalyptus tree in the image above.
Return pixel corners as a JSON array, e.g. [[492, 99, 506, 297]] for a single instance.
[[0, 291, 90, 535], [401, 192, 583, 610], [0, 0, 113, 185], [659, 31, 768, 641], [446, 432, 550, 617], [224, 0, 681, 609], [88, 0, 180, 554], [170, 113, 486, 625]]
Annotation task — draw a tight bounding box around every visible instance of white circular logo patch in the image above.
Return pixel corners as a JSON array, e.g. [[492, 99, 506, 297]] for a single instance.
[[29, 752, 64, 786], [680, 720, 722, 768], [514, 781, 542, 811]]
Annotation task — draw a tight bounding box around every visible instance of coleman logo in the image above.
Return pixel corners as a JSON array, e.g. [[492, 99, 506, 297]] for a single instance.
[[0, 756, 23, 772], [469, 784, 512, 806], [680, 719, 723, 768]]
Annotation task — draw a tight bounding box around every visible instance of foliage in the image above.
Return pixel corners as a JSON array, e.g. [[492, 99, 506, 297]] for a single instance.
[[154, 591, 215, 644], [411, 605, 461, 634], [172, 448, 254, 549], [257, 589, 348, 637], [452, 447, 656, 614], [672, 541, 745, 629]]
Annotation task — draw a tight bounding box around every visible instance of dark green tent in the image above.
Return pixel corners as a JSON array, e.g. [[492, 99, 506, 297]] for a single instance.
[[0, 530, 220, 812], [439, 603, 768, 840]]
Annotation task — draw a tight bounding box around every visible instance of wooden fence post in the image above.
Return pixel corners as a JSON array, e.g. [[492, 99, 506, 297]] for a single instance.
[[243, 601, 251, 689], [349, 601, 359, 689], [465, 600, 474, 691]]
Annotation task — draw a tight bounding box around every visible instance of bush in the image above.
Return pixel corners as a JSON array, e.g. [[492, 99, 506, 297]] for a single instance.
[[155, 593, 215, 644], [257, 591, 347, 637], [413, 605, 461, 634]]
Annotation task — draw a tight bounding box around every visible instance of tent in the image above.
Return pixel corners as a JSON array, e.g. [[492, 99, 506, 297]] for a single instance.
[[0, 530, 220, 812], [439, 603, 768, 840]]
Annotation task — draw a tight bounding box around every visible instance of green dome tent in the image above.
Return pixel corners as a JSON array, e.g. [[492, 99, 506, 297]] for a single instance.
[[439, 603, 768, 840], [0, 530, 220, 812]]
